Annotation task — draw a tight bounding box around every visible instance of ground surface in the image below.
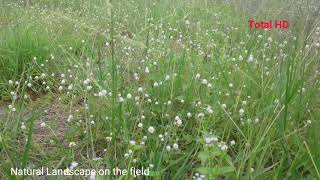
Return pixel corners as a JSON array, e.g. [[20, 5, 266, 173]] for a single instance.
[[0, 0, 320, 179]]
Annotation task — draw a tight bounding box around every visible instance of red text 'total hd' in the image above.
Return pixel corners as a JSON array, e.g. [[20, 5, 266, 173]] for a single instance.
[[248, 20, 289, 29]]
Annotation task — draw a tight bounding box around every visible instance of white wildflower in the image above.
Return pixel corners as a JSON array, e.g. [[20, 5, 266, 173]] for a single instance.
[[148, 126, 155, 133]]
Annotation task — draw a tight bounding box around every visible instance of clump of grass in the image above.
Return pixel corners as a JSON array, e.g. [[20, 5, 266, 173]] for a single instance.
[[0, 25, 52, 99], [0, 0, 320, 179]]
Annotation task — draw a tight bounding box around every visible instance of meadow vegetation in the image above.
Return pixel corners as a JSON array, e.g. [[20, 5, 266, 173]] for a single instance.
[[0, 0, 320, 179]]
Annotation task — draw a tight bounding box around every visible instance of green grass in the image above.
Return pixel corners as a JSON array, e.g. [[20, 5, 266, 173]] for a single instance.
[[0, 0, 320, 179]]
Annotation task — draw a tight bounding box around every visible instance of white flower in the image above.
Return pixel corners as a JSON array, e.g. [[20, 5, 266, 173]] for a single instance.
[[230, 140, 236, 146], [316, 43, 320, 47], [40, 122, 46, 128], [187, 112, 192, 118], [69, 161, 78, 170], [166, 145, 171, 151], [165, 75, 170, 81], [8, 80, 13, 85], [145, 67, 150, 74], [205, 138, 213, 144], [134, 73, 139, 80], [254, 118, 260, 123], [205, 138, 212, 144], [197, 113, 205, 118], [101, 89, 107, 96], [100, 90, 107, 96], [153, 82, 159, 87], [86, 86, 92, 91], [148, 126, 155, 133], [142, 136, 148, 141], [27, 83, 32, 88], [106, 137, 112, 142], [248, 55, 254, 62], [138, 87, 143, 92], [239, 109, 245, 117], [67, 115, 73, 122], [239, 55, 243, 61], [129, 140, 136, 145], [220, 144, 228, 151], [205, 137, 218, 144], [228, 83, 233, 88], [126, 93, 132, 99], [221, 104, 227, 109], [69, 142, 76, 147], [195, 73, 201, 79], [175, 119, 182, 126], [173, 143, 179, 150], [206, 106, 213, 114], [83, 79, 90, 85], [201, 79, 208, 85]]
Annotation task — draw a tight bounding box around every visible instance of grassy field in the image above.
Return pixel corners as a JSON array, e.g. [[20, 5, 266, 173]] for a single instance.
[[0, 0, 320, 179]]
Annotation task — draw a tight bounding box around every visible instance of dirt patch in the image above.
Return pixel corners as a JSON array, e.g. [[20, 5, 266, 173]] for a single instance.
[[17, 96, 74, 150], [33, 103, 69, 147]]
